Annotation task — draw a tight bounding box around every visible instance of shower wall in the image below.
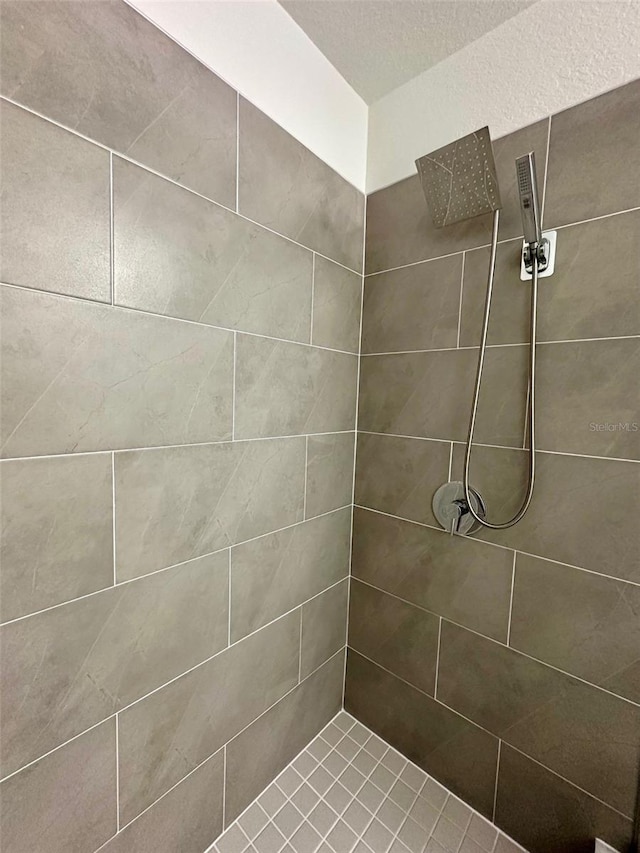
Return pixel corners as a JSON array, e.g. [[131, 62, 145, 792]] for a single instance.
[[346, 79, 640, 853], [0, 3, 363, 851]]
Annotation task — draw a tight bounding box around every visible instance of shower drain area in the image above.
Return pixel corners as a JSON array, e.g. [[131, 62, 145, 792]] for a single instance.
[[210, 713, 527, 853]]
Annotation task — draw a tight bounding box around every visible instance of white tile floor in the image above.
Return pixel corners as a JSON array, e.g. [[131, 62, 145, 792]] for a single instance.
[[211, 712, 528, 853]]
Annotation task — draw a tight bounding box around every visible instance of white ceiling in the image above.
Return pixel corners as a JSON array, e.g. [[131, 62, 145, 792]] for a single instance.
[[279, 0, 536, 104]]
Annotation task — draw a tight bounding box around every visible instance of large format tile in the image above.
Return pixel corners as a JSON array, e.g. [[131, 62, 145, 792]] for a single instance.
[[0, 101, 110, 301], [305, 432, 355, 518], [114, 159, 313, 341], [510, 553, 640, 704], [536, 338, 640, 459], [495, 746, 634, 853], [115, 437, 305, 580], [437, 622, 640, 816], [312, 256, 362, 353], [460, 211, 640, 347], [118, 612, 300, 824], [365, 120, 548, 273], [349, 580, 439, 695], [0, 719, 116, 853], [235, 335, 358, 439], [300, 580, 349, 678], [451, 444, 640, 583], [99, 749, 224, 853], [0, 287, 233, 457], [362, 255, 462, 353], [225, 651, 344, 823], [352, 508, 513, 642], [238, 99, 364, 271], [358, 346, 527, 447], [1, 552, 228, 777], [355, 433, 450, 527], [0, 0, 237, 206], [0, 454, 113, 622], [345, 651, 499, 819], [230, 508, 351, 641], [544, 80, 640, 228]]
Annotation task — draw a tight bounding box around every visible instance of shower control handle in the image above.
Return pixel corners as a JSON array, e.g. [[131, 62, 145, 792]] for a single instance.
[[433, 482, 486, 537]]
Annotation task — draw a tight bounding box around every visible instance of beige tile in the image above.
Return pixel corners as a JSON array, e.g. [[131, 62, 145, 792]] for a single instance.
[[305, 433, 355, 518], [0, 0, 237, 206], [510, 553, 640, 704], [355, 433, 451, 527], [301, 580, 349, 678], [545, 80, 640, 228], [495, 745, 634, 853], [0, 100, 109, 301], [1, 552, 228, 777], [437, 621, 640, 816], [235, 335, 358, 439], [114, 437, 305, 580], [238, 99, 364, 271], [349, 580, 439, 694], [99, 749, 224, 853], [352, 508, 513, 642], [0, 454, 113, 621], [362, 255, 462, 353], [0, 287, 233, 458], [114, 159, 313, 341], [345, 651, 498, 819], [312, 256, 362, 353], [0, 719, 116, 853], [225, 652, 344, 824], [118, 612, 300, 824], [231, 509, 351, 642]]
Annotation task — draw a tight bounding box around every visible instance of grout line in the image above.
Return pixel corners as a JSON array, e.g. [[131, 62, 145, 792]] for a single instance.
[[227, 549, 232, 648], [360, 333, 640, 356], [310, 253, 316, 345], [115, 714, 120, 831], [506, 553, 517, 646], [434, 617, 442, 699], [111, 452, 116, 585], [447, 442, 454, 483], [222, 745, 227, 829], [456, 251, 465, 348], [298, 609, 303, 684], [492, 740, 502, 822], [303, 436, 308, 521], [109, 152, 115, 306], [231, 331, 237, 441], [235, 91, 240, 213], [540, 116, 552, 224]]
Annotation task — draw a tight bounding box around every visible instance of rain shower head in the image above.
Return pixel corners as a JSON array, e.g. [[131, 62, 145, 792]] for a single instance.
[[415, 126, 502, 228]]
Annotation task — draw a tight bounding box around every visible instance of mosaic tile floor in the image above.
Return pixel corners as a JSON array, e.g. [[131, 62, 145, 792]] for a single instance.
[[210, 712, 527, 853]]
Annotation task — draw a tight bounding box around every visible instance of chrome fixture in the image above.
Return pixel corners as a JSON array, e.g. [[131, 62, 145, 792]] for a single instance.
[[432, 482, 485, 536]]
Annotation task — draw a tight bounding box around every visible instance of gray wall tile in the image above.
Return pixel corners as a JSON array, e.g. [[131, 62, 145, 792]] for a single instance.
[[1, 552, 228, 777], [349, 580, 439, 695], [235, 335, 358, 439], [238, 98, 364, 271], [437, 622, 640, 816], [114, 159, 313, 341], [0, 454, 113, 622], [114, 437, 305, 580], [510, 553, 640, 704], [345, 650, 499, 819], [544, 79, 640, 228], [0, 287, 233, 457], [118, 612, 299, 824], [0, 100, 109, 301], [306, 433, 355, 518], [451, 444, 640, 583], [0, 719, 116, 853], [362, 255, 462, 353], [495, 745, 634, 853], [352, 508, 513, 643], [225, 651, 344, 824], [301, 580, 349, 678], [99, 749, 224, 853], [355, 433, 450, 527], [231, 509, 351, 642], [312, 256, 362, 353], [0, 0, 237, 206]]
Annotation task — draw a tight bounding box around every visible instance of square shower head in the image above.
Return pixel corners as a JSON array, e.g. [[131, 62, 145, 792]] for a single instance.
[[415, 126, 502, 228]]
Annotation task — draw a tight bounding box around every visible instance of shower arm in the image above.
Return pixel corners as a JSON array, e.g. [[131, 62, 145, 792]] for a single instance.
[[462, 208, 539, 529]]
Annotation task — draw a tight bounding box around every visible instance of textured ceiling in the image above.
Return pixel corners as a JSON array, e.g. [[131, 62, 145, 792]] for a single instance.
[[279, 0, 536, 103]]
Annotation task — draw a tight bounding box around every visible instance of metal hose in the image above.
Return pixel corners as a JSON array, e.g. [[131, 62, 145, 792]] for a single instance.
[[463, 208, 539, 529]]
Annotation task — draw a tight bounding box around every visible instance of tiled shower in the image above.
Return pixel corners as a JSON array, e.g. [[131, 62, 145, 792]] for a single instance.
[[0, 4, 638, 853]]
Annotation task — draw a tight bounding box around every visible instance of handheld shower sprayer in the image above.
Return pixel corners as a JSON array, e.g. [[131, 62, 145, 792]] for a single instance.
[[516, 153, 542, 246]]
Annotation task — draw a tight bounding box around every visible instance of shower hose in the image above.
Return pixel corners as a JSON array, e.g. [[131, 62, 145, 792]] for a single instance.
[[463, 208, 539, 529]]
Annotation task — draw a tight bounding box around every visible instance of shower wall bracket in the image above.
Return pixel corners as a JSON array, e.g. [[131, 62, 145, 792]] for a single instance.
[[520, 229, 557, 280]]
